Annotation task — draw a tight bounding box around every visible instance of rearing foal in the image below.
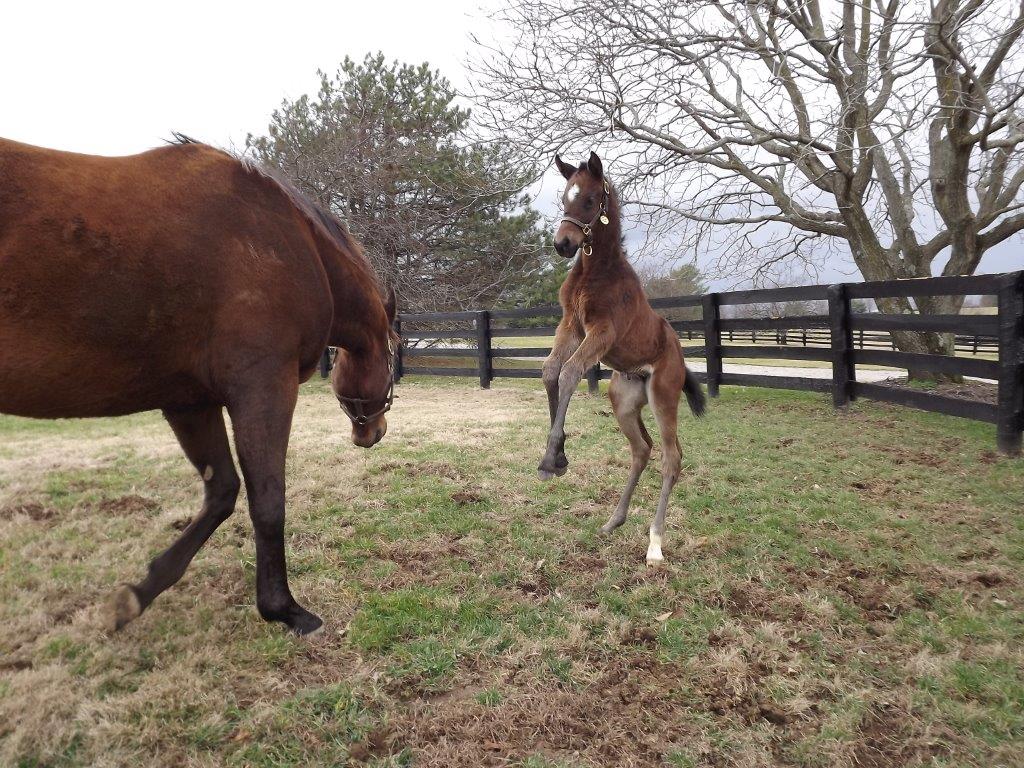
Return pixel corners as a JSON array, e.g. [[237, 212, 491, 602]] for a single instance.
[[538, 152, 706, 565]]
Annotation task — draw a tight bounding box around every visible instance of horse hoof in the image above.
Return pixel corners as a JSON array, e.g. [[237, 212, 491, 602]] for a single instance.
[[103, 584, 142, 633], [645, 555, 664, 568], [538, 468, 556, 481], [600, 519, 623, 535], [288, 608, 324, 637]]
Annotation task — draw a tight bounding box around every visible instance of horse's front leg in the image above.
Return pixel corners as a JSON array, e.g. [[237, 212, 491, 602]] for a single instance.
[[538, 323, 613, 480], [228, 367, 322, 635], [540, 323, 580, 478]]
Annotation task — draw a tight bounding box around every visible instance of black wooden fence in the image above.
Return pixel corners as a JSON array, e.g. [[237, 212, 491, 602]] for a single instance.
[[374, 272, 1023, 455]]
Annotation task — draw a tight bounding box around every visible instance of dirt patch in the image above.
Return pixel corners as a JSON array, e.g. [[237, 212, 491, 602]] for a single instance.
[[515, 572, 554, 597], [374, 537, 475, 589], [704, 671, 790, 727], [849, 477, 904, 500], [875, 376, 998, 405], [450, 490, 484, 505], [92, 494, 159, 516], [722, 580, 807, 623], [391, 653, 694, 767], [561, 552, 607, 575], [852, 701, 949, 767], [874, 443, 948, 468], [0, 502, 57, 522]]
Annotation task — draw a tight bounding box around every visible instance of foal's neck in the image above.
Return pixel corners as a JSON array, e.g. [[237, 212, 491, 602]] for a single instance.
[[581, 212, 626, 270]]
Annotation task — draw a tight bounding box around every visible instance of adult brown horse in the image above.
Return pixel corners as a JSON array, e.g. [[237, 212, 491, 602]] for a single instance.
[[538, 152, 705, 565], [0, 135, 397, 635]]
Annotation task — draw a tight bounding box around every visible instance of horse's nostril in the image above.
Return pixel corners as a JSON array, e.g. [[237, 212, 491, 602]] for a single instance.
[[375, 428, 383, 444]]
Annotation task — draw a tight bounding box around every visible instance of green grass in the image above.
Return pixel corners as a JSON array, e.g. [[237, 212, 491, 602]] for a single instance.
[[1, 377, 1021, 766]]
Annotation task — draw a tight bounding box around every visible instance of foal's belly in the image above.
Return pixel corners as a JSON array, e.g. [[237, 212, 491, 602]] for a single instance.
[[601, 348, 654, 376]]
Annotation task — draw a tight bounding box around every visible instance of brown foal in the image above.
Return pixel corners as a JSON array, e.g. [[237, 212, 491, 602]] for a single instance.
[[538, 152, 706, 564]]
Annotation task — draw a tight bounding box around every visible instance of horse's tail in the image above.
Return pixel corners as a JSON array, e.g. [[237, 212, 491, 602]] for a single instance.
[[682, 366, 706, 418]]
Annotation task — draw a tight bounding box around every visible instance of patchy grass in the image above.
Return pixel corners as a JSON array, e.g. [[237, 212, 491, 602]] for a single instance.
[[1, 377, 1022, 767]]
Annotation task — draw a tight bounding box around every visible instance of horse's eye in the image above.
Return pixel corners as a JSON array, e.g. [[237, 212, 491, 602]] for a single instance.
[[584, 197, 595, 208]]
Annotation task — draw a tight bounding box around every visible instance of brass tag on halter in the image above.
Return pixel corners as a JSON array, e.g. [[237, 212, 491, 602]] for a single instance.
[[600, 214, 609, 225]]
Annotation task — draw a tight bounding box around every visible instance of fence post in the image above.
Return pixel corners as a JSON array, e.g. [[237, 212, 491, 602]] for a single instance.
[[319, 348, 332, 379], [475, 310, 492, 389], [586, 364, 601, 395], [996, 271, 1024, 455], [702, 293, 722, 397], [392, 318, 403, 384], [828, 283, 855, 408]]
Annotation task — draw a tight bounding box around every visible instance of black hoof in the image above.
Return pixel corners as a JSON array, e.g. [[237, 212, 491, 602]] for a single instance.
[[290, 610, 324, 637], [261, 603, 324, 636], [539, 452, 570, 480]]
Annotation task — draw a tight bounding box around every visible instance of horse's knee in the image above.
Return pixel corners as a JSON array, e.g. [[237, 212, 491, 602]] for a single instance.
[[557, 366, 581, 394], [661, 452, 681, 483], [541, 359, 561, 389], [634, 442, 652, 467], [204, 468, 240, 520]]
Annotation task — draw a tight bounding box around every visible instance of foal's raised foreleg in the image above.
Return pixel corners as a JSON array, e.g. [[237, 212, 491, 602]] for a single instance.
[[602, 372, 652, 533], [538, 323, 613, 479], [105, 406, 240, 632], [539, 322, 580, 479], [229, 370, 322, 635]]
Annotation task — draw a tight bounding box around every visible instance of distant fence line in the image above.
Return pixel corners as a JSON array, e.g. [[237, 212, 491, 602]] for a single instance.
[[320, 272, 1022, 455]]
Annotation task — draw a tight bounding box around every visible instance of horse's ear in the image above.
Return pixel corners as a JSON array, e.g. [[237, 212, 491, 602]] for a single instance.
[[554, 154, 576, 181], [587, 151, 604, 180], [384, 286, 397, 324]]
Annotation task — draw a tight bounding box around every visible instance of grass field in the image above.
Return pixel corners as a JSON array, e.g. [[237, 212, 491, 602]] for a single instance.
[[1, 378, 1022, 767]]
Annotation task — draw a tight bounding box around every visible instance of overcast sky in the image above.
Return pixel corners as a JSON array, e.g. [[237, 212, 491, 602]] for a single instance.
[[3, 1, 1018, 286]]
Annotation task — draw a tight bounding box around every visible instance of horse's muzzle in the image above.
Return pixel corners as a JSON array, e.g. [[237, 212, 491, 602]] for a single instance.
[[352, 420, 386, 448], [554, 236, 578, 258]]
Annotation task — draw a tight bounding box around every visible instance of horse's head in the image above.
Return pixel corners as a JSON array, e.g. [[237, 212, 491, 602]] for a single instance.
[[331, 286, 399, 448], [553, 151, 610, 259]]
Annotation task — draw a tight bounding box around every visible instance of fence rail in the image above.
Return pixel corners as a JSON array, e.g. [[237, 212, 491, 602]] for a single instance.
[[380, 271, 1023, 455]]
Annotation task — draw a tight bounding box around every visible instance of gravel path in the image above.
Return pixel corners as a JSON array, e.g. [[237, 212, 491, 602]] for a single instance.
[[683, 360, 902, 382]]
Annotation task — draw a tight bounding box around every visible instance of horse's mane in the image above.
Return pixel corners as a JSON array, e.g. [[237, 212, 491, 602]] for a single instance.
[[167, 133, 382, 293]]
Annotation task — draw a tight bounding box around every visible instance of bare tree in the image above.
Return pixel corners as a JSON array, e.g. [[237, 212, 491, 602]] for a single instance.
[[472, 0, 1024, 372]]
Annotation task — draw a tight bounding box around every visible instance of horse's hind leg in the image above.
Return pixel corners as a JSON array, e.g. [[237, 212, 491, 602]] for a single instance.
[[646, 366, 684, 566], [229, 370, 322, 635], [601, 373, 651, 533], [105, 406, 240, 631]]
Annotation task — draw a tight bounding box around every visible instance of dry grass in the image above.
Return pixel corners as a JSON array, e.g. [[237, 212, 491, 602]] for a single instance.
[[1, 377, 1022, 767]]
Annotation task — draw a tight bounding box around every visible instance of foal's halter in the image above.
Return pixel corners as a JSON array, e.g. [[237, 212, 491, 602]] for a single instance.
[[560, 179, 611, 257], [336, 338, 397, 426]]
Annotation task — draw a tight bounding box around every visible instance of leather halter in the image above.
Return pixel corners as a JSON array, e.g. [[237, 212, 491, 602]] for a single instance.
[[560, 179, 610, 257], [336, 337, 396, 426]]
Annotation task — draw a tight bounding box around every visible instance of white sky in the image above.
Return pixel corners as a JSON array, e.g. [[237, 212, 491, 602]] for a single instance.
[[2, 0, 1018, 284], [1, 0, 481, 156]]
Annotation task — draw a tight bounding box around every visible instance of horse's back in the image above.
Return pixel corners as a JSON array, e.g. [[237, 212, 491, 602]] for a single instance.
[[0, 138, 332, 418]]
